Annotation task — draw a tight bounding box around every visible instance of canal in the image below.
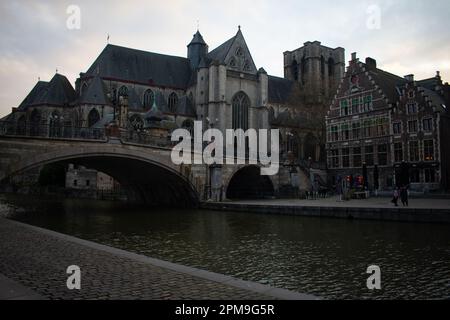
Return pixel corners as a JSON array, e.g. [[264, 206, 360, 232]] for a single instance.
[[1, 194, 449, 300]]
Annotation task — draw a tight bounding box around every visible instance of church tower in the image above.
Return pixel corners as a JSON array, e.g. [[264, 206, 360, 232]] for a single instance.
[[283, 41, 345, 104], [187, 30, 208, 70]]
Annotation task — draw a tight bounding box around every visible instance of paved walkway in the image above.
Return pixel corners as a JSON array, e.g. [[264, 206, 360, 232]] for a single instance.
[[227, 197, 450, 209], [0, 218, 316, 300], [0, 274, 44, 300]]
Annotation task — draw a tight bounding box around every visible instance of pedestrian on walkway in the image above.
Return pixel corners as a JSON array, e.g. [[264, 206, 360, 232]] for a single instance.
[[312, 178, 319, 200], [336, 176, 343, 201], [400, 185, 409, 207], [391, 188, 399, 207]]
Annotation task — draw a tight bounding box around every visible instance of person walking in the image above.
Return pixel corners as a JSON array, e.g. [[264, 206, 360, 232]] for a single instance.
[[313, 178, 319, 200], [336, 176, 343, 201], [400, 186, 409, 207], [391, 188, 399, 207]]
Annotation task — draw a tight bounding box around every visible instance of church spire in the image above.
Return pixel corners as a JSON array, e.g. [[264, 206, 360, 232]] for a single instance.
[[187, 30, 208, 70]]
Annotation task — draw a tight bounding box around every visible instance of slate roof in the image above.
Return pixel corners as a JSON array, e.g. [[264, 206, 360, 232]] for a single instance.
[[91, 113, 114, 129], [127, 87, 143, 110], [19, 74, 76, 108], [268, 76, 294, 104], [85, 44, 192, 89], [188, 31, 206, 46], [366, 66, 406, 104], [417, 77, 440, 91], [78, 75, 109, 105], [421, 87, 446, 111], [18, 81, 49, 109], [206, 28, 254, 69], [207, 36, 236, 63]]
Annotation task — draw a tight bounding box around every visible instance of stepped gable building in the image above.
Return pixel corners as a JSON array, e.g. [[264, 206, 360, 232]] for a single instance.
[[326, 53, 450, 191], [2, 27, 346, 195]]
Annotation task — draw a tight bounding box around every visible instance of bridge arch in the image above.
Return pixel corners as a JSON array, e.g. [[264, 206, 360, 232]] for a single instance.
[[1, 143, 199, 207], [226, 165, 275, 200]]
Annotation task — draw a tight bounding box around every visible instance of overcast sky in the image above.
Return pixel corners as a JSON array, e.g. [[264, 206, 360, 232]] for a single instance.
[[1, 0, 449, 117]]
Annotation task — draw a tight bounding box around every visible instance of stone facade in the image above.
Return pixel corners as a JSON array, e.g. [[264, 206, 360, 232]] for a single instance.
[[65, 164, 118, 191], [1, 27, 346, 199], [65, 164, 97, 190]]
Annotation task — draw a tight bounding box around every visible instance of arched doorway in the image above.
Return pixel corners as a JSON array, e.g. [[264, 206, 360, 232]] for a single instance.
[[226, 166, 274, 200], [304, 133, 318, 161]]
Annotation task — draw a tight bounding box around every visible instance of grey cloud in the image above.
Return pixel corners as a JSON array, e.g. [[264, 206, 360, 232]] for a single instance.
[[1, 0, 449, 117]]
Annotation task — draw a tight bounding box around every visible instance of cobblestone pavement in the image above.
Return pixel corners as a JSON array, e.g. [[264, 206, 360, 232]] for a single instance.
[[0, 218, 310, 300]]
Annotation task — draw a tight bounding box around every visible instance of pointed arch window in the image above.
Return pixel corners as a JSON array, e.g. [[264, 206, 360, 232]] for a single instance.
[[243, 60, 251, 71], [143, 89, 155, 109], [232, 91, 250, 131], [292, 60, 299, 81], [188, 92, 194, 109], [328, 58, 335, 77], [229, 57, 237, 68], [30, 109, 41, 136], [88, 108, 100, 127], [168, 92, 178, 113], [320, 56, 325, 77], [16, 115, 26, 135], [301, 56, 307, 84], [81, 83, 88, 96]]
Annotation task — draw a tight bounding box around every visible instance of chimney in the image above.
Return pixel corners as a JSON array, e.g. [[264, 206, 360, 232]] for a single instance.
[[436, 71, 441, 78], [351, 52, 357, 61], [404, 74, 414, 82], [365, 57, 377, 70]]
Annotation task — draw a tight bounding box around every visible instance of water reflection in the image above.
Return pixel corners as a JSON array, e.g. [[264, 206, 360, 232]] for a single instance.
[[1, 194, 450, 299]]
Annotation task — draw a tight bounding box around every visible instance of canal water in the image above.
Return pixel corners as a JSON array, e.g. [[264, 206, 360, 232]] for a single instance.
[[1, 194, 449, 300]]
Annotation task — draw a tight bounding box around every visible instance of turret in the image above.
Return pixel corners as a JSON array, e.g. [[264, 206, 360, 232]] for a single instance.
[[187, 30, 208, 70]]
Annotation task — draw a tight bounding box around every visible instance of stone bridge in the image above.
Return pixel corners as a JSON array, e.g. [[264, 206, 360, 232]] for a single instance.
[[0, 134, 313, 206]]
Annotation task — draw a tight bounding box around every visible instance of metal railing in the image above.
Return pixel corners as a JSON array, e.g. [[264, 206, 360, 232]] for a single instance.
[[120, 130, 176, 148], [0, 121, 173, 148], [0, 121, 106, 141]]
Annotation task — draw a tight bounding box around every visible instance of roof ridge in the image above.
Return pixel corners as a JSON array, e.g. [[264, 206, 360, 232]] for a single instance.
[[370, 66, 405, 82], [222, 31, 240, 62], [106, 44, 189, 61], [207, 35, 236, 58], [268, 75, 292, 81]]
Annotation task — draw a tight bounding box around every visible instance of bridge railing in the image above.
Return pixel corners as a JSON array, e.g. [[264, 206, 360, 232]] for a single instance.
[[0, 121, 106, 141], [0, 121, 182, 149], [120, 130, 176, 148]]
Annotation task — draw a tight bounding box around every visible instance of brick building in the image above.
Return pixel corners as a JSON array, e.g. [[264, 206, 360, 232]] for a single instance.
[[326, 53, 450, 191], [393, 73, 450, 191]]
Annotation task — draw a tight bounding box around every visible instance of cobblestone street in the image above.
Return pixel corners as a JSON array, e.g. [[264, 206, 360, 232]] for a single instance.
[[0, 218, 314, 300]]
